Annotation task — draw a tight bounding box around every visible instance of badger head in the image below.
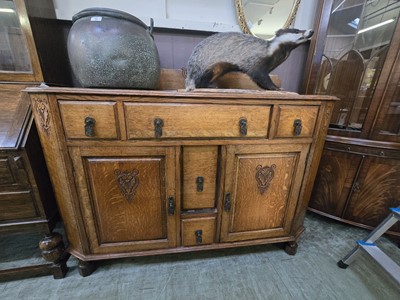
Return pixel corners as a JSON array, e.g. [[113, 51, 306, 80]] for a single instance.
[[273, 28, 314, 45]]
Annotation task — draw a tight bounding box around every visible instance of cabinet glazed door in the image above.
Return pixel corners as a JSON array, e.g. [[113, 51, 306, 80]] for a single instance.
[[70, 147, 177, 254], [220, 144, 309, 242]]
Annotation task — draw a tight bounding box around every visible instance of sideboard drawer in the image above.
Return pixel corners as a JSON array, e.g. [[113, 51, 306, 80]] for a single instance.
[[183, 146, 218, 210], [181, 216, 216, 246], [124, 103, 270, 139], [274, 105, 319, 138], [0, 191, 37, 221], [59, 100, 119, 139]]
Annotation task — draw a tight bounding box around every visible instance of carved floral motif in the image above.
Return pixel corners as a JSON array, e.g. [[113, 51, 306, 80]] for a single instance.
[[115, 169, 139, 203], [33, 96, 51, 135], [255, 164, 276, 195]]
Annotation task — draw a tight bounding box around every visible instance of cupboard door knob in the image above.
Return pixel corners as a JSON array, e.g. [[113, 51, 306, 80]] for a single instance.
[[293, 119, 302, 136], [84, 116, 96, 137], [168, 196, 175, 215], [154, 118, 164, 138], [196, 176, 204, 192], [224, 192, 231, 212], [352, 182, 360, 192], [195, 229, 203, 244], [239, 118, 247, 136]]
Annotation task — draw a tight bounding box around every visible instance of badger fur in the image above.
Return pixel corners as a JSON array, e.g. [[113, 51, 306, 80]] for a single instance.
[[185, 28, 314, 91]]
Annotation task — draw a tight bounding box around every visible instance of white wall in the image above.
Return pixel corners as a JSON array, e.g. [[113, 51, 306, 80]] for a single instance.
[[52, 0, 319, 32]]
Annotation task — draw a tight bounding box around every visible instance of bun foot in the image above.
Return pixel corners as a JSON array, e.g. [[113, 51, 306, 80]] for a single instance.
[[39, 232, 69, 279], [284, 241, 298, 255], [78, 260, 96, 277]]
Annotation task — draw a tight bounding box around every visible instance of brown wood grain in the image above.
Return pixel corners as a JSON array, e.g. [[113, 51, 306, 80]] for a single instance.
[[58, 100, 119, 140], [274, 105, 319, 138], [181, 216, 216, 246], [124, 103, 271, 139], [309, 149, 363, 217], [220, 144, 309, 242], [183, 146, 218, 209], [26, 87, 336, 265]]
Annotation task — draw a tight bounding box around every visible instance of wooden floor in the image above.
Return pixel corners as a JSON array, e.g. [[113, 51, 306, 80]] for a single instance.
[[1, 212, 400, 299]]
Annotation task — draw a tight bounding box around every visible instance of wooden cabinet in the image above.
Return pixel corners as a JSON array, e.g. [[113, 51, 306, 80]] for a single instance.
[[0, 0, 72, 281], [26, 87, 336, 276], [302, 0, 400, 235]]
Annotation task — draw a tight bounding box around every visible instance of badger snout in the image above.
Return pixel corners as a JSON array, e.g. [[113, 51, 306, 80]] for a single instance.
[[304, 29, 314, 39]]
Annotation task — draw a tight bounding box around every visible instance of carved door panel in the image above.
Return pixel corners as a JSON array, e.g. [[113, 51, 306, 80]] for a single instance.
[[309, 148, 363, 217], [220, 144, 309, 242], [343, 156, 400, 233], [70, 146, 177, 254]]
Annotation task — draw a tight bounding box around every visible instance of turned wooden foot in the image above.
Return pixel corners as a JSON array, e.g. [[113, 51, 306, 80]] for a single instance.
[[284, 241, 298, 255], [39, 232, 69, 279], [78, 260, 96, 277]]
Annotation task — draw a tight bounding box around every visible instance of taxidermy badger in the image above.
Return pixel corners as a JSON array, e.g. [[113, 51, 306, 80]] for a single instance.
[[185, 28, 314, 91]]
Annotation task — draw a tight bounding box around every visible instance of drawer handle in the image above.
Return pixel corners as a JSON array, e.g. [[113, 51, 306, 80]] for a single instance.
[[154, 118, 164, 138], [293, 119, 302, 136], [84, 116, 96, 137], [196, 176, 204, 192], [239, 118, 247, 136], [224, 192, 231, 212], [195, 230, 203, 244], [352, 182, 360, 192], [168, 196, 175, 215]]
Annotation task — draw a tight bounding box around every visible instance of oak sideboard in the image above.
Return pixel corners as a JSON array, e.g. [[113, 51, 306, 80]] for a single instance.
[[26, 86, 337, 276]]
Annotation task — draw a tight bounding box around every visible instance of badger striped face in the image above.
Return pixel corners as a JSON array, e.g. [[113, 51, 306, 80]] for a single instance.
[[267, 28, 314, 56], [273, 28, 314, 45]]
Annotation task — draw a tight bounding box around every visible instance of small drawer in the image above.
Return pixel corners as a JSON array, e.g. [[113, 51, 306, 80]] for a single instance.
[[183, 146, 218, 210], [181, 216, 216, 247], [124, 103, 270, 139], [59, 100, 119, 139], [0, 157, 15, 185], [0, 191, 37, 221], [274, 105, 319, 138]]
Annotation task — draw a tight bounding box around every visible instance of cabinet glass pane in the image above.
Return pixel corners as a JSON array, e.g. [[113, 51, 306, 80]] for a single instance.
[[0, 0, 32, 72], [314, 0, 400, 131], [379, 82, 400, 136]]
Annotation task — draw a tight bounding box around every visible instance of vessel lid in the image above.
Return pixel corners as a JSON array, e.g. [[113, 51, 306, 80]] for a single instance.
[[72, 7, 147, 29]]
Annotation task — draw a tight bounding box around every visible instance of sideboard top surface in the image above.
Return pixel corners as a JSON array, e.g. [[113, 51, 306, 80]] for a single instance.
[[25, 86, 339, 102]]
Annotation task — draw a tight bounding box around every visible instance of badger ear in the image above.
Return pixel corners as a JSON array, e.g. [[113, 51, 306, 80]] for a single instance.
[[275, 29, 284, 36]]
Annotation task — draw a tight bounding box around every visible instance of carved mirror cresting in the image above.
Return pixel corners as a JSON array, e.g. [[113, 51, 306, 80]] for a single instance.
[[235, 0, 301, 39]]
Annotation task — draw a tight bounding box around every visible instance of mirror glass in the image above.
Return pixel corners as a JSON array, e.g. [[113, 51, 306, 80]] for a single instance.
[[236, 0, 301, 39]]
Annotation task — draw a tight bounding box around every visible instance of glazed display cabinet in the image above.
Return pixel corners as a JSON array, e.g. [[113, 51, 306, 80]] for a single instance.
[[25, 86, 336, 276], [303, 0, 400, 236]]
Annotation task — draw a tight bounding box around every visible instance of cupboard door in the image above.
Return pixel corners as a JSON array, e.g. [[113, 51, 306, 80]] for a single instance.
[[344, 156, 400, 232], [220, 144, 309, 242], [309, 148, 363, 217], [182, 146, 218, 210], [70, 147, 177, 254]]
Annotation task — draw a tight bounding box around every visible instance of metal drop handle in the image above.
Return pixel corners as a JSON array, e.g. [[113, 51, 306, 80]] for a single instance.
[[84, 116, 96, 137]]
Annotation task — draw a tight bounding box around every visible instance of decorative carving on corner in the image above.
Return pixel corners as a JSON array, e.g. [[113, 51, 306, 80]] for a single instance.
[[33, 96, 51, 136], [322, 107, 332, 132], [255, 164, 276, 195], [115, 169, 139, 203]]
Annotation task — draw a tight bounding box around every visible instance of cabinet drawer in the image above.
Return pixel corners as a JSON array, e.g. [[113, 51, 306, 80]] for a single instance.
[[183, 146, 218, 210], [274, 105, 319, 138], [125, 103, 270, 139], [0, 191, 37, 221], [59, 101, 119, 139], [181, 216, 216, 246]]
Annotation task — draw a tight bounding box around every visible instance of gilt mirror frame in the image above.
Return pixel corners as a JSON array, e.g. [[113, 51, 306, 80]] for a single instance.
[[235, 0, 301, 37]]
